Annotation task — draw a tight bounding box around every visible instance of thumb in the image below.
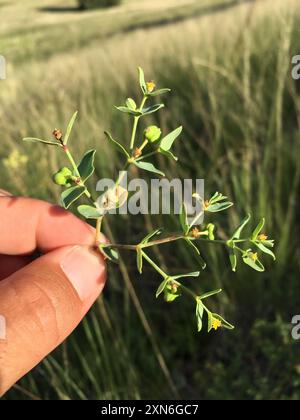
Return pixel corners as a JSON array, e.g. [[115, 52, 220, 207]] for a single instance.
[[0, 245, 106, 395]]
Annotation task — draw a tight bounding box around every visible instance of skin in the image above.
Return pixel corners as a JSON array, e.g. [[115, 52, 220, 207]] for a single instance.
[[0, 190, 107, 396]]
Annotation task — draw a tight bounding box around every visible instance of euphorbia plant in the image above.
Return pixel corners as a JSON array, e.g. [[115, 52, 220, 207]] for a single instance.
[[23, 68, 276, 333]]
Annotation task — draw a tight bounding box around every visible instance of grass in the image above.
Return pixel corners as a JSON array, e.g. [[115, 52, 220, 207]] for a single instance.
[[1, 0, 300, 400]]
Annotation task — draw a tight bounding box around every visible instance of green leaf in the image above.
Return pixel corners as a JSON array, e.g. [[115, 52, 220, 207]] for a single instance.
[[172, 271, 200, 280], [141, 228, 163, 244], [133, 161, 165, 177], [180, 203, 189, 235], [252, 241, 276, 260], [229, 249, 238, 272], [212, 313, 235, 330], [210, 191, 222, 203], [262, 239, 275, 248], [251, 218, 265, 240], [158, 148, 178, 161], [147, 88, 171, 97], [185, 238, 207, 270], [99, 245, 119, 264], [160, 126, 183, 152], [156, 278, 169, 298], [138, 67, 147, 94], [199, 289, 222, 300], [115, 106, 142, 116], [209, 192, 228, 204], [205, 192, 233, 212], [23, 137, 61, 147], [232, 214, 251, 240], [61, 186, 85, 209], [77, 149, 96, 182], [126, 98, 137, 110], [104, 131, 130, 158], [196, 300, 204, 332], [242, 253, 265, 272], [63, 111, 78, 146], [207, 311, 213, 332], [206, 202, 233, 212], [141, 104, 165, 115], [136, 247, 143, 274], [77, 205, 102, 219]]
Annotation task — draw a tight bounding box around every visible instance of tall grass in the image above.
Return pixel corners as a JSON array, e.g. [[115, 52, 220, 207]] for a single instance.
[[1, 0, 300, 400]]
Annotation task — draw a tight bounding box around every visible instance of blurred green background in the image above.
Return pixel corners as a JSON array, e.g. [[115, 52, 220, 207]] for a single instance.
[[1, 0, 300, 400]]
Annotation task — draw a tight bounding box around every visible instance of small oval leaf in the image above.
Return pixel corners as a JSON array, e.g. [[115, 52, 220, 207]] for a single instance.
[[77, 205, 102, 219], [232, 214, 251, 240], [141, 104, 165, 116], [104, 131, 130, 158], [160, 126, 183, 152], [99, 245, 119, 264], [78, 149, 96, 182], [61, 186, 85, 209], [133, 161, 165, 177]]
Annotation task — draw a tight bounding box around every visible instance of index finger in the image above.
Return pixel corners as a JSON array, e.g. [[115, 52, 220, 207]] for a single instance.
[[0, 196, 96, 255]]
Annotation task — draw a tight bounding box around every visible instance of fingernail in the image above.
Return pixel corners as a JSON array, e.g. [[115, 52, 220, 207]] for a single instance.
[[0, 189, 13, 197], [61, 246, 106, 301]]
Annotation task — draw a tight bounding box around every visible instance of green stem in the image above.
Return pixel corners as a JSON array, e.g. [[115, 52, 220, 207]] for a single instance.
[[135, 150, 158, 162], [235, 245, 246, 254], [100, 233, 231, 252], [141, 250, 168, 279], [233, 239, 249, 244], [96, 217, 103, 243], [178, 283, 197, 300], [142, 234, 184, 248], [195, 238, 227, 245], [189, 211, 204, 230], [64, 147, 80, 178], [138, 139, 149, 152], [101, 243, 137, 251], [115, 162, 130, 187], [129, 96, 147, 150], [130, 117, 139, 150]]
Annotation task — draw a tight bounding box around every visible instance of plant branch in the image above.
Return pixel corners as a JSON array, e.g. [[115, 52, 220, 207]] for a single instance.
[[141, 250, 168, 279], [130, 96, 147, 150]]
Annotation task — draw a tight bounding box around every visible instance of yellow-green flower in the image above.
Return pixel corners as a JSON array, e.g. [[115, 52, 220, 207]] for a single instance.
[[146, 81, 156, 93], [212, 318, 222, 330], [258, 233, 268, 241], [250, 252, 258, 262]]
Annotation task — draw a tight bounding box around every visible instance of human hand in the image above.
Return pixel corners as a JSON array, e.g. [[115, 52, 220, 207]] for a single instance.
[[0, 190, 106, 396]]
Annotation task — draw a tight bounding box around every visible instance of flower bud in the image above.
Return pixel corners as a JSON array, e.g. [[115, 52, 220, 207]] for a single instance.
[[53, 129, 63, 141], [163, 282, 180, 302], [146, 81, 156, 93], [53, 172, 68, 186], [258, 233, 268, 241], [144, 125, 161, 143], [60, 167, 73, 177], [207, 223, 215, 241], [53, 167, 73, 186]]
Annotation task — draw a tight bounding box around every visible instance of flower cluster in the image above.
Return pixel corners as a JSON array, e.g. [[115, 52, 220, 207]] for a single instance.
[[23, 68, 276, 333]]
